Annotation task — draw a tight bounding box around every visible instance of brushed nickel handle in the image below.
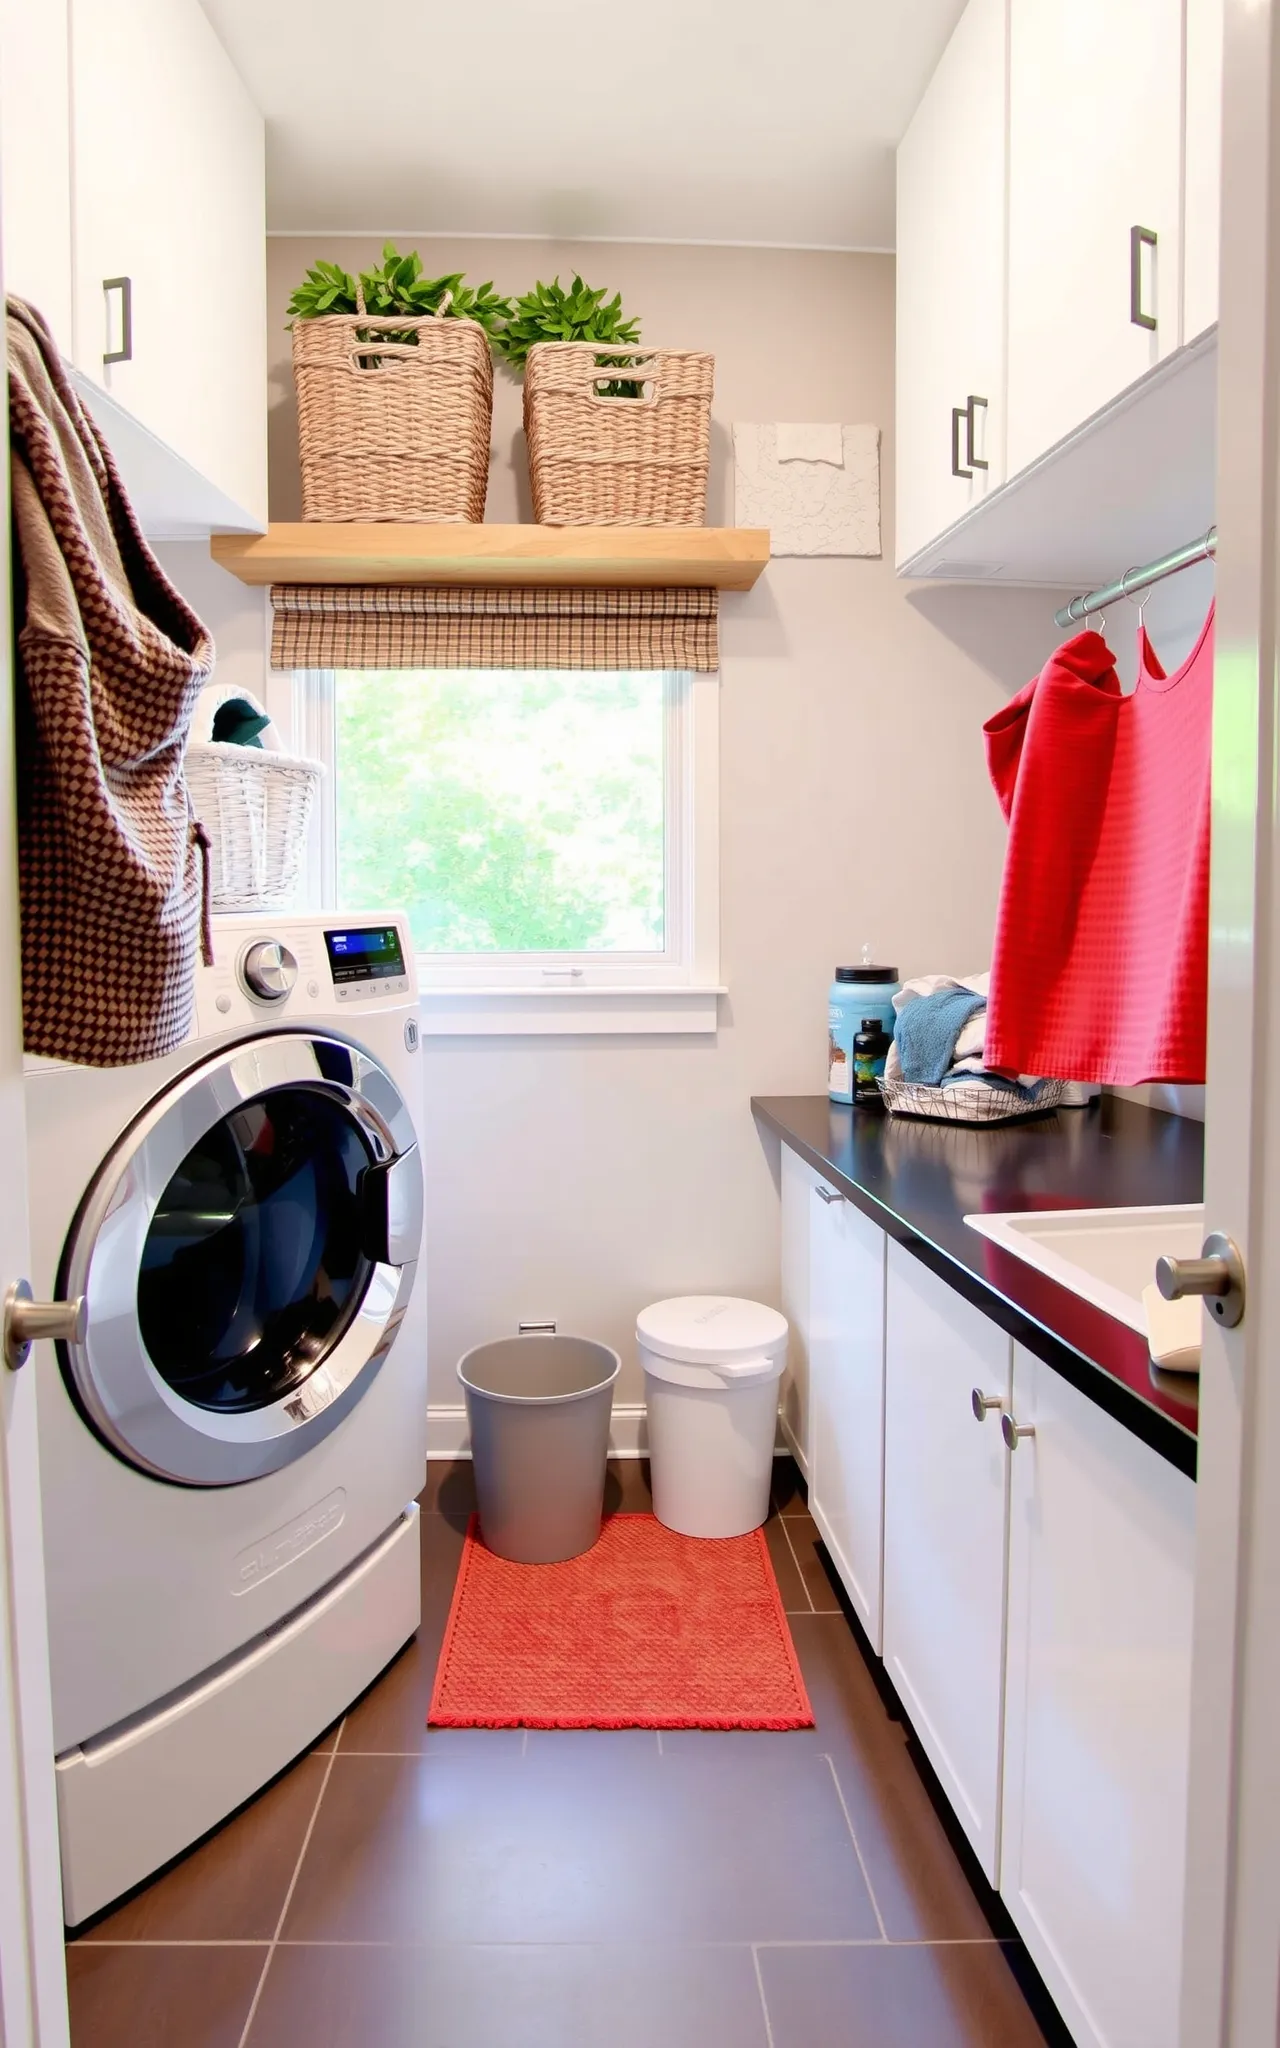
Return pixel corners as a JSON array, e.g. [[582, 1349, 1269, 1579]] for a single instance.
[[971, 1388, 1004, 1421], [815, 1185, 844, 1205], [1156, 1232, 1246, 1328], [103, 275, 133, 364], [1002, 1412, 1035, 1451], [965, 395, 989, 472], [4, 1280, 87, 1372]]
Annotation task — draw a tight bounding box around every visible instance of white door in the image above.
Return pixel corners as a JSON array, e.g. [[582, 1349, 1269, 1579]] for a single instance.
[[881, 1242, 1011, 1884], [894, 0, 1008, 566], [1178, 1, 1280, 2040], [70, 0, 267, 522], [1006, 0, 1184, 477], [1001, 1346, 1195, 2048], [779, 1144, 823, 1475], [807, 1184, 886, 1650], [1183, 0, 1225, 342], [0, 269, 72, 2044]]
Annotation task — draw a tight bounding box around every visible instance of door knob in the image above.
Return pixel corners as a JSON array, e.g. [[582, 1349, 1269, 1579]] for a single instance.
[[1155, 1233, 1246, 1328], [1001, 1413, 1035, 1451], [971, 1388, 1004, 1421], [3, 1280, 87, 1372]]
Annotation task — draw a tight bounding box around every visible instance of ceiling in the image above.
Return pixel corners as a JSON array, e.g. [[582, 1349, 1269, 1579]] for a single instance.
[[200, 0, 965, 249]]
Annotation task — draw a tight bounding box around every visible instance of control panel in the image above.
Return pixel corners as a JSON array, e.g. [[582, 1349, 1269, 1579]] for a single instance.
[[193, 913, 416, 1036]]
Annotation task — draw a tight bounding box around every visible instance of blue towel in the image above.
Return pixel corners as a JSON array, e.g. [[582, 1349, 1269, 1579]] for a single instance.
[[895, 988, 987, 1086]]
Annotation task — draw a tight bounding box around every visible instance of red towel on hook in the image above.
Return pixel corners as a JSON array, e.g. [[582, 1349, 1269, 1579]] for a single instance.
[[983, 613, 1213, 1085]]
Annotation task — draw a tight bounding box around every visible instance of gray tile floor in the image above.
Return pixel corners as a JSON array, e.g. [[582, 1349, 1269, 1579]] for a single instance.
[[66, 1462, 1055, 2047]]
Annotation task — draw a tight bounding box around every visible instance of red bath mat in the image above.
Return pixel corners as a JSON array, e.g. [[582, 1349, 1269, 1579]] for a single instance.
[[428, 1513, 814, 1730]]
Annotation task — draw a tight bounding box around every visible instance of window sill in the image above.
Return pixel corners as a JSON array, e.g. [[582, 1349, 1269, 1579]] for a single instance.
[[418, 985, 726, 1037]]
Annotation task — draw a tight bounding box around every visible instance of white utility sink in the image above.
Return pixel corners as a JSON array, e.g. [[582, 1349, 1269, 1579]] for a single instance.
[[963, 1205, 1205, 1335]]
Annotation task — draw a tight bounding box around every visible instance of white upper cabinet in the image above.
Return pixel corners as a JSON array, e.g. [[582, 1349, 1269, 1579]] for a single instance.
[[807, 1186, 886, 1651], [881, 1243, 1012, 1885], [0, 0, 74, 351], [70, 0, 267, 526], [1184, 0, 1225, 341], [895, 0, 1008, 568], [1001, 1346, 1194, 2048], [1005, 0, 1184, 477]]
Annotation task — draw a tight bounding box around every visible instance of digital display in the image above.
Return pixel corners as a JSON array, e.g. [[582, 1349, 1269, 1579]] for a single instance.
[[324, 926, 406, 984]]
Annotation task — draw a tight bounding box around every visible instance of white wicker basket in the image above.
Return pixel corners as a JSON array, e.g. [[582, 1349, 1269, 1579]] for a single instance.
[[186, 689, 323, 912], [878, 1074, 1067, 1126]]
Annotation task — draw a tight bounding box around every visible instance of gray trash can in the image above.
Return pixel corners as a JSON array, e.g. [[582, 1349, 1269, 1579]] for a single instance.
[[458, 1334, 621, 1563]]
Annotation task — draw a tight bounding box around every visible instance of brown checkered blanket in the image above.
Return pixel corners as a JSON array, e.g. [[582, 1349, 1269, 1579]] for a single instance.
[[7, 296, 214, 1065]]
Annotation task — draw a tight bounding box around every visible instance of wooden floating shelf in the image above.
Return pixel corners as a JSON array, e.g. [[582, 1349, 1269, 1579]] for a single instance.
[[210, 522, 770, 592]]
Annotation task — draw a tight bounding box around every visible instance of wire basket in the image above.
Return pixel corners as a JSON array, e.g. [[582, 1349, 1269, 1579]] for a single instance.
[[291, 287, 493, 522], [523, 342, 714, 526], [186, 691, 322, 912], [878, 1075, 1067, 1126]]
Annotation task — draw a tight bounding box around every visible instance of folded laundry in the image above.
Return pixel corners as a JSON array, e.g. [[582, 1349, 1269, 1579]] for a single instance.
[[895, 987, 988, 1086]]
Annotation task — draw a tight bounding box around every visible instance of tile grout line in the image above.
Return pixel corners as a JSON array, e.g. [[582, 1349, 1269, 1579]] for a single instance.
[[820, 1752, 888, 1943], [751, 1944, 779, 2048], [776, 1513, 815, 1614], [235, 1723, 343, 2048]]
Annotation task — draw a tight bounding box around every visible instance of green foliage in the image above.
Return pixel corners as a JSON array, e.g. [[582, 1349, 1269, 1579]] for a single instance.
[[286, 244, 511, 342], [493, 275, 644, 393], [333, 669, 664, 955]]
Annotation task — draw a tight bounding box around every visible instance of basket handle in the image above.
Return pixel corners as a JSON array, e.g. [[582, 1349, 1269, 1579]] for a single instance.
[[347, 284, 453, 371], [573, 344, 660, 408]]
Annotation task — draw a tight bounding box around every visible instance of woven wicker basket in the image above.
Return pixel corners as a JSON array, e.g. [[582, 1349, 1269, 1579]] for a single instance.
[[523, 342, 714, 526], [186, 690, 322, 912], [291, 288, 493, 522]]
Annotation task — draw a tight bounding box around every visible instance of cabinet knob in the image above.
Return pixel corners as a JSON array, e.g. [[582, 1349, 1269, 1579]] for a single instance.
[[814, 1184, 844, 1205], [971, 1388, 1004, 1421], [1001, 1412, 1035, 1451], [1155, 1233, 1246, 1328], [3, 1280, 87, 1372]]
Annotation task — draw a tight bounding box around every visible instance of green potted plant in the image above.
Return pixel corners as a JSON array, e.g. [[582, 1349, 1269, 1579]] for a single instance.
[[287, 245, 512, 524], [498, 274, 714, 528]]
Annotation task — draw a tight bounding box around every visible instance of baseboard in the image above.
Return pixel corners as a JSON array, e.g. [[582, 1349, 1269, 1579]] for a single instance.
[[778, 1410, 808, 1480], [426, 1403, 792, 1461]]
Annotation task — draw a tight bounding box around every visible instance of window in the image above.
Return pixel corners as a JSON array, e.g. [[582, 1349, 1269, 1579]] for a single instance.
[[293, 666, 721, 1034]]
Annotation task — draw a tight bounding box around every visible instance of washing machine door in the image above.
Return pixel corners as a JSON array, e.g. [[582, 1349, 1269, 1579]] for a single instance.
[[58, 1032, 424, 1486]]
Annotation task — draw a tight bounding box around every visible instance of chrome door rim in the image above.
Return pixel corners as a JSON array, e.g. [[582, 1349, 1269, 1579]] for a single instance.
[[59, 1030, 423, 1487]]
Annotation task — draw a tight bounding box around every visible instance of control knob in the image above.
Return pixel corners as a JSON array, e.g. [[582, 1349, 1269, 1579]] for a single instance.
[[241, 939, 298, 1003]]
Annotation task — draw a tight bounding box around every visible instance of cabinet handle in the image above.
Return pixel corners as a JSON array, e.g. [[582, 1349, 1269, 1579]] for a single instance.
[[1129, 227, 1158, 332], [965, 396, 989, 472], [103, 276, 133, 364], [951, 405, 973, 479], [815, 1184, 844, 1205], [971, 1387, 1004, 1421], [1001, 1412, 1035, 1450]]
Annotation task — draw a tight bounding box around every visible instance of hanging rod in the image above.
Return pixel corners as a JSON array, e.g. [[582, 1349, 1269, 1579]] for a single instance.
[[1055, 526, 1217, 629]]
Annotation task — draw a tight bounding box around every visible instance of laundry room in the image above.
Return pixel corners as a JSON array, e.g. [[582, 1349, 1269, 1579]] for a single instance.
[[0, 3, 1276, 2047]]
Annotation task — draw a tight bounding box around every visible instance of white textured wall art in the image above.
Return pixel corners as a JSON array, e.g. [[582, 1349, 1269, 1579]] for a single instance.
[[732, 423, 881, 557]]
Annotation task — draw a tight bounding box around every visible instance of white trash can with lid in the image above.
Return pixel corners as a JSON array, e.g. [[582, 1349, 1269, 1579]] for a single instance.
[[638, 1296, 788, 1538]]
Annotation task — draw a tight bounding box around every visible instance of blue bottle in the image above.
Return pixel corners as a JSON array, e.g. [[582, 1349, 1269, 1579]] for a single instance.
[[828, 951, 900, 1104]]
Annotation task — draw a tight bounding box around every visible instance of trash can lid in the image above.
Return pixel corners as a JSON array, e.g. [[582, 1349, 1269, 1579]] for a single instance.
[[636, 1296, 788, 1368]]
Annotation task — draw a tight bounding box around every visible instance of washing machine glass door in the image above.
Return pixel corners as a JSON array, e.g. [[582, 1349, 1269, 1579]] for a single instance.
[[59, 1032, 424, 1485]]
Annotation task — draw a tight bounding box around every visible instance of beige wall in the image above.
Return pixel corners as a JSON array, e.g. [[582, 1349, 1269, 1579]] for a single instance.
[[191, 237, 1069, 1418]]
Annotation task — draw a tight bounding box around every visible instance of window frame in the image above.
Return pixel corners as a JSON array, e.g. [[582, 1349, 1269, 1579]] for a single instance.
[[288, 664, 722, 1036]]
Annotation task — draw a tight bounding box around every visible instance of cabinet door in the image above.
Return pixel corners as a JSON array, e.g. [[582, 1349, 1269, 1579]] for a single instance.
[[882, 1242, 1011, 1883], [807, 1185, 886, 1650], [70, 0, 267, 523], [1001, 1346, 1194, 2048], [1006, 0, 1184, 476], [895, 0, 1008, 566], [1184, 0, 1224, 340], [779, 1144, 824, 1477], [0, 0, 74, 351]]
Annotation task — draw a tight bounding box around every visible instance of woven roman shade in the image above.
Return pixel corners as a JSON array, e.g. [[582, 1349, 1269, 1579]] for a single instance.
[[270, 584, 719, 672]]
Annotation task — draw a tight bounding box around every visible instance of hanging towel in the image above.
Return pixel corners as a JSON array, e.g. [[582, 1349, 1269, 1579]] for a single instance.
[[983, 619, 1212, 1085], [7, 296, 214, 1066], [895, 987, 988, 1085]]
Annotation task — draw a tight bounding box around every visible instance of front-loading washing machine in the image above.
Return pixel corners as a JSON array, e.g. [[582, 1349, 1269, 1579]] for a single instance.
[[25, 910, 428, 1924]]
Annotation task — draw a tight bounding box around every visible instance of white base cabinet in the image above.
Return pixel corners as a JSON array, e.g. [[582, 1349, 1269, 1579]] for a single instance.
[[882, 1241, 1012, 1884], [779, 1144, 824, 1477], [807, 1183, 886, 1651], [1001, 1345, 1195, 2048]]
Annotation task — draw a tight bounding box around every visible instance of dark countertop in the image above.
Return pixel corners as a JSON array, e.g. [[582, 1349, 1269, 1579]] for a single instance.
[[752, 1094, 1203, 1478]]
